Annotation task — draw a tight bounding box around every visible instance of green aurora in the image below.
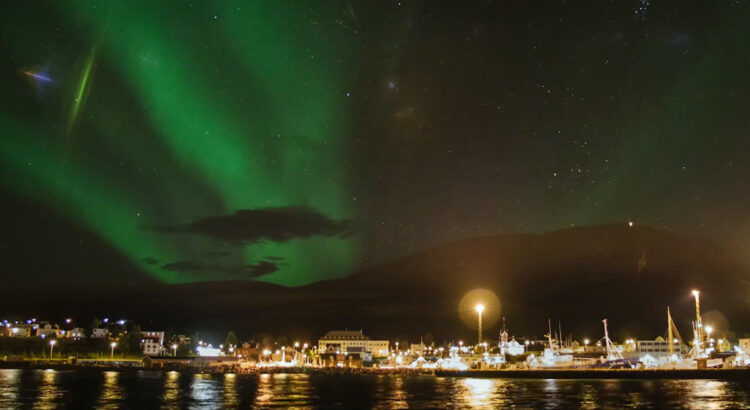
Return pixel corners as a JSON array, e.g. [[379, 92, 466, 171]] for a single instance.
[[0, 2, 359, 286]]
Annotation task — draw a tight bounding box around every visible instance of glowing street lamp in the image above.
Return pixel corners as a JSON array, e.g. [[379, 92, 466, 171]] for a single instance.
[[705, 326, 713, 337], [172, 344, 178, 357], [475, 304, 484, 346], [49, 340, 56, 358], [110, 342, 117, 359]]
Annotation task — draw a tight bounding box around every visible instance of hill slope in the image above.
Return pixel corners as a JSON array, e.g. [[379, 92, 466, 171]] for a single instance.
[[2, 224, 748, 343]]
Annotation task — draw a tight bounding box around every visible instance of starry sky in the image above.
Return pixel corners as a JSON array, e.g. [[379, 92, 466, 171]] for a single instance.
[[1, 0, 750, 287]]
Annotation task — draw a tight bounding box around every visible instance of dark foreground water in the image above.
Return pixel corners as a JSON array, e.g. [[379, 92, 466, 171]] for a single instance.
[[0, 369, 749, 409]]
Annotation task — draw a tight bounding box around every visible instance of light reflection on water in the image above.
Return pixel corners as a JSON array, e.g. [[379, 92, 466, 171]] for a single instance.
[[161, 370, 180, 408], [0, 369, 746, 408], [0, 369, 20, 406], [222, 373, 238, 407], [34, 369, 60, 409], [95, 371, 122, 409], [459, 378, 494, 407], [190, 373, 222, 409]]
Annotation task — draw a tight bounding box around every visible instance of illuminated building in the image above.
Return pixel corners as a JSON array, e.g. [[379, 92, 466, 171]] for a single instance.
[[141, 330, 165, 355], [318, 330, 389, 358], [636, 337, 686, 356]]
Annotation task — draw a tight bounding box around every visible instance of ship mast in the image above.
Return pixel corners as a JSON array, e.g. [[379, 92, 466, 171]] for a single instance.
[[667, 306, 674, 357], [691, 290, 704, 358], [602, 319, 612, 360], [546, 319, 555, 350]]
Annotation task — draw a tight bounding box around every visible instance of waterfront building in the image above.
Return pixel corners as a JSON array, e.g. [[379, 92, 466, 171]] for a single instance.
[[502, 338, 526, 356], [636, 336, 685, 356], [141, 330, 165, 355], [498, 319, 525, 356], [318, 330, 389, 357]]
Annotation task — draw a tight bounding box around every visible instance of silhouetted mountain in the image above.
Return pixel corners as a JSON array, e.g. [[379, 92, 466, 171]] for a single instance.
[[2, 224, 749, 344]]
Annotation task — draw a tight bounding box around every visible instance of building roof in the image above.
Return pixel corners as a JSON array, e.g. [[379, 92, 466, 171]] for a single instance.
[[320, 330, 370, 340]]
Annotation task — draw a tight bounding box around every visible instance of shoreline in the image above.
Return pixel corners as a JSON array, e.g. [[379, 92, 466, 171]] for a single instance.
[[1, 362, 749, 379]]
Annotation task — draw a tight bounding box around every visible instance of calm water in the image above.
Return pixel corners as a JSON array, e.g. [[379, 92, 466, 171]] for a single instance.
[[0, 369, 748, 409]]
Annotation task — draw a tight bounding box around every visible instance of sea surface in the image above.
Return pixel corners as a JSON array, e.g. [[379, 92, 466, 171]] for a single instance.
[[0, 368, 748, 409]]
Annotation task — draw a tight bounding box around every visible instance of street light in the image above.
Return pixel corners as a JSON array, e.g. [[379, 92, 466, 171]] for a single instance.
[[49, 340, 56, 358], [475, 303, 484, 346], [172, 344, 178, 357], [584, 339, 590, 346], [110, 342, 117, 359]]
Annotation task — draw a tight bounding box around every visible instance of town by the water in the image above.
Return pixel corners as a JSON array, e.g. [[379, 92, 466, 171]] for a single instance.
[[2, 290, 749, 378]]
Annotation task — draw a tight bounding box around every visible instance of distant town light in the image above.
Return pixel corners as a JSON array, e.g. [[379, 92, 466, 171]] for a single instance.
[[475, 304, 484, 314], [197, 346, 221, 357]]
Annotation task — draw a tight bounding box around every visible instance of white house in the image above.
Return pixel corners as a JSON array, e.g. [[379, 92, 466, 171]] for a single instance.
[[141, 330, 165, 355], [67, 327, 86, 339]]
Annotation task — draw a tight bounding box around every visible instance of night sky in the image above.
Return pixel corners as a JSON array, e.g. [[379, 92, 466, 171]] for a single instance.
[[2, 1, 749, 287]]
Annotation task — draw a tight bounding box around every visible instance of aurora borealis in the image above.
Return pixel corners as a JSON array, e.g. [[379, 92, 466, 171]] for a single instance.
[[2, 1, 750, 288], [1, 1, 358, 285]]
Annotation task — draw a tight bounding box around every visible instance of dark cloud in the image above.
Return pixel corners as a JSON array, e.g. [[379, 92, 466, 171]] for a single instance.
[[142, 257, 160, 265], [203, 250, 230, 257], [154, 207, 352, 245], [161, 258, 285, 278], [163, 261, 204, 272]]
